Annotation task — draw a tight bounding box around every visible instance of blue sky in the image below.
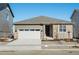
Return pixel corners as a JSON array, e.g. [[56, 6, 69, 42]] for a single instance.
[[10, 3, 79, 22]]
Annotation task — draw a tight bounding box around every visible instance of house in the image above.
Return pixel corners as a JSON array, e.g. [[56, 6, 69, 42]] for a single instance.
[[0, 3, 14, 38], [14, 16, 73, 41], [71, 9, 79, 39]]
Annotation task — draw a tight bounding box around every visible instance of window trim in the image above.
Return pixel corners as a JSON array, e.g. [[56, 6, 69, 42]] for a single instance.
[[59, 25, 66, 32]]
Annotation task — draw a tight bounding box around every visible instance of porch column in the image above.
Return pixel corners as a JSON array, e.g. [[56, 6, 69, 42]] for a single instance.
[[43, 25, 46, 40]]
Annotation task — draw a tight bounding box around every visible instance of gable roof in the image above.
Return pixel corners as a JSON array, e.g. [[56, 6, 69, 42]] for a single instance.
[[71, 9, 79, 19], [0, 3, 14, 17], [15, 16, 72, 25]]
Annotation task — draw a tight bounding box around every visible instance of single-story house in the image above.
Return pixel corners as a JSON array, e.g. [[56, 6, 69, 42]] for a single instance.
[[14, 16, 73, 41]]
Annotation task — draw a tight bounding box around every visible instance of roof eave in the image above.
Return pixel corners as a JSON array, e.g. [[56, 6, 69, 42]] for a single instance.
[[70, 10, 76, 19], [7, 4, 14, 17], [14, 23, 73, 25]]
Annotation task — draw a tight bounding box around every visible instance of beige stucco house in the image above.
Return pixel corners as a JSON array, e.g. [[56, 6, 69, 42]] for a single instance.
[[14, 16, 73, 41]]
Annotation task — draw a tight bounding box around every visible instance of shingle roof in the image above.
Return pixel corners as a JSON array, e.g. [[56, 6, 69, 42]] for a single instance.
[[15, 16, 73, 25]]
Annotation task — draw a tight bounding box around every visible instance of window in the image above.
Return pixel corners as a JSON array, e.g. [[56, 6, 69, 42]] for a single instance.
[[59, 25, 66, 32], [25, 29, 29, 31], [19, 29, 24, 31], [30, 29, 34, 31]]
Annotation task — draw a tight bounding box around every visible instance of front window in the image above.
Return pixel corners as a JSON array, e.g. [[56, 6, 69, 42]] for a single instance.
[[59, 25, 66, 32]]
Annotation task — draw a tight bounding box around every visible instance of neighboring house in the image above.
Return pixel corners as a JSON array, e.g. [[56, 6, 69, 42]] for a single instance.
[[0, 3, 14, 37], [14, 16, 73, 41], [71, 9, 79, 39]]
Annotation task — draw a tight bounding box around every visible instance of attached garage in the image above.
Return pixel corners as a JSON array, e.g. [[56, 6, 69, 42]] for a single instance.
[[13, 25, 42, 45], [9, 25, 42, 50]]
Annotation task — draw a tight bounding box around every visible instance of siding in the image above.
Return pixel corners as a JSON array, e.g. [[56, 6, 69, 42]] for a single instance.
[[0, 7, 13, 33], [71, 11, 79, 38], [53, 25, 58, 39], [53, 25, 73, 39]]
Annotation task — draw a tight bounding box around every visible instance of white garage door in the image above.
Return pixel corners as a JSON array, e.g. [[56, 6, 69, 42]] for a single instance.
[[18, 29, 41, 39]]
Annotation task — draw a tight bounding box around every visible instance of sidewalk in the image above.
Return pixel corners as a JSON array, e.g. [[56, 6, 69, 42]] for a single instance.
[[42, 40, 79, 49]]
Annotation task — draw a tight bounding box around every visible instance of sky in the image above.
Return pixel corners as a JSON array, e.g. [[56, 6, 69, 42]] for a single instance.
[[9, 3, 79, 22]]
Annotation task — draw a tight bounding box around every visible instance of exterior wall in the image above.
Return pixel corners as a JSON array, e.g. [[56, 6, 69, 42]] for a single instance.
[[71, 12, 79, 38], [14, 25, 43, 39], [0, 13, 5, 36], [1, 7, 13, 33], [53, 25, 58, 39], [42, 25, 46, 40], [53, 24, 73, 39], [14, 25, 43, 30], [14, 24, 73, 40], [0, 7, 13, 37]]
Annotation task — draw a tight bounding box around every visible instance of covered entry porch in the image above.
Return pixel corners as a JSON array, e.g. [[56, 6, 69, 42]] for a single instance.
[[42, 24, 54, 40]]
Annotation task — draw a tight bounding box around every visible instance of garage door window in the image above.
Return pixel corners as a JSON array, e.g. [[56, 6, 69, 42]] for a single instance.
[[30, 29, 34, 31], [19, 29, 40, 31], [25, 29, 29, 31], [35, 29, 40, 31], [19, 29, 24, 31]]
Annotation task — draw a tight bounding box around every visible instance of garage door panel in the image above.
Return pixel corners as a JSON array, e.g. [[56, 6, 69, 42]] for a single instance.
[[18, 31, 40, 39], [17, 29, 41, 45]]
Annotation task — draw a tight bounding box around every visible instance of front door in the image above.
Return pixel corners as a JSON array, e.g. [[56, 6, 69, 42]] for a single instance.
[[45, 25, 52, 37]]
